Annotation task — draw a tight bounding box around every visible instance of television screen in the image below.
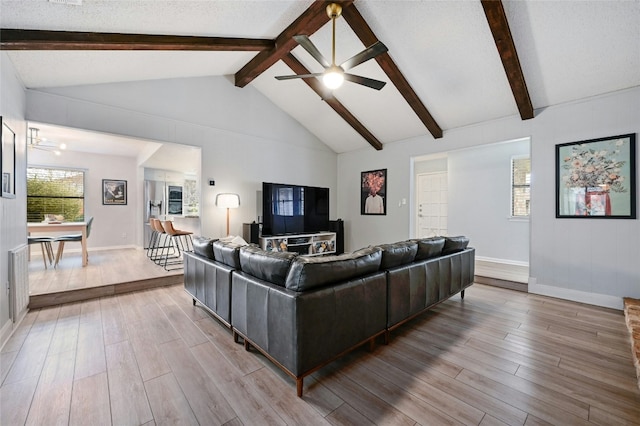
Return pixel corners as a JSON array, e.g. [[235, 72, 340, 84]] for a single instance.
[[262, 182, 329, 236]]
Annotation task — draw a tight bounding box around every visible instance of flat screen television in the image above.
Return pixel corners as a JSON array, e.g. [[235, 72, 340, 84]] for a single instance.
[[262, 182, 329, 236]]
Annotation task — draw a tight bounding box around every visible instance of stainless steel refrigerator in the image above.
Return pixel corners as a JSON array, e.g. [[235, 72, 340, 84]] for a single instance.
[[143, 180, 183, 247]]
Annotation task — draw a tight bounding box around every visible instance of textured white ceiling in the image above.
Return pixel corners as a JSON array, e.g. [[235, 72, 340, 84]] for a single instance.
[[3, 0, 639, 155]]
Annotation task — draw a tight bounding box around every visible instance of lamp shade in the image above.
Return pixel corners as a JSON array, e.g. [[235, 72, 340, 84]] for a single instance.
[[216, 193, 240, 209]]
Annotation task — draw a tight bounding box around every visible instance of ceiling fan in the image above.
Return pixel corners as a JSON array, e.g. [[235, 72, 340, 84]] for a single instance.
[[275, 3, 388, 91], [28, 127, 66, 156]]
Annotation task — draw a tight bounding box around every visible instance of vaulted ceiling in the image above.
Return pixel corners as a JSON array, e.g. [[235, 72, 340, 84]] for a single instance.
[[2, 0, 639, 154]]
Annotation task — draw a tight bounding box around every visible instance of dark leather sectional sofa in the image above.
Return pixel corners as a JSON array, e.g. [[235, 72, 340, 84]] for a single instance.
[[184, 235, 475, 397]]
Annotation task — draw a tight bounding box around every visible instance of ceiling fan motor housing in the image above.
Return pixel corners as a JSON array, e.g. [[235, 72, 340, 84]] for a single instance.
[[326, 3, 342, 19]]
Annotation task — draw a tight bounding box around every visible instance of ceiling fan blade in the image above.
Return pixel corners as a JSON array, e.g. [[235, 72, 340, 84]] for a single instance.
[[340, 41, 388, 71], [293, 35, 330, 68], [275, 73, 323, 81], [343, 73, 387, 90]]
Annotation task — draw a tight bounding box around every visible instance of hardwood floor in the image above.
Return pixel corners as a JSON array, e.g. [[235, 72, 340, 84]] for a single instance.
[[28, 248, 183, 308], [2, 283, 639, 425]]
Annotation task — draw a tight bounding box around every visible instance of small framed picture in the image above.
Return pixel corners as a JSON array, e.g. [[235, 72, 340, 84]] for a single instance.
[[103, 179, 127, 205], [361, 168, 387, 215]]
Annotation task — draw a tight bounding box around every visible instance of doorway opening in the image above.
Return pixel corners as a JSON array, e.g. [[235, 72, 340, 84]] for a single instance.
[[411, 137, 531, 291]]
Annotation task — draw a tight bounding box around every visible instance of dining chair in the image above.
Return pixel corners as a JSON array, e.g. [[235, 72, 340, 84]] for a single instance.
[[27, 236, 55, 269], [53, 217, 93, 267]]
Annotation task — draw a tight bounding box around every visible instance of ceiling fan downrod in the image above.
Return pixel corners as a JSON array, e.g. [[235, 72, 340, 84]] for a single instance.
[[323, 3, 345, 89]]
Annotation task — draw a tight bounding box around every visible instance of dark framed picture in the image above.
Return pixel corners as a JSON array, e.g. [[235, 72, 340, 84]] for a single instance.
[[103, 179, 127, 205], [361, 168, 387, 215], [556, 133, 636, 218]]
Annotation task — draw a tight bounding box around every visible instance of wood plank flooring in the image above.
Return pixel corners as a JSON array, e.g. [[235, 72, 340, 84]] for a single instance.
[[2, 283, 639, 425], [28, 248, 183, 308]]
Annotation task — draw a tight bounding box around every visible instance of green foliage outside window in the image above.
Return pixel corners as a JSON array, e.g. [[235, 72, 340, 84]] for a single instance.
[[27, 167, 85, 222], [511, 157, 531, 217]]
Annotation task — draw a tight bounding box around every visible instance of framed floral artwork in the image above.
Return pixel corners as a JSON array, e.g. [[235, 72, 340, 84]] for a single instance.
[[556, 134, 636, 218], [361, 168, 387, 215]]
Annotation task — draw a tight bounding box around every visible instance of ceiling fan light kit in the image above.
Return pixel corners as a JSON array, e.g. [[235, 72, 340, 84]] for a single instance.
[[28, 127, 66, 156], [275, 2, 388, 91], [323, 66, 344, 89]]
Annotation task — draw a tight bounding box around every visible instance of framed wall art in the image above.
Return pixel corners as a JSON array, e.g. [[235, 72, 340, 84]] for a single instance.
[[556, 133, 636, 219], [361, 168, 387, 215], [102, 179, 127, 205], [1, 117, 16, 198]]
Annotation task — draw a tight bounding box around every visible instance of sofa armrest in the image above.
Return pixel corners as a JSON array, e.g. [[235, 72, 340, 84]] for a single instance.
[[184, 251, 234, 326]]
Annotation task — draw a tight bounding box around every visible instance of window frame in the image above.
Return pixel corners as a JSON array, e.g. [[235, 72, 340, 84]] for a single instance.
[[510, 155, 531, 219], [27, 166, 86, 223]]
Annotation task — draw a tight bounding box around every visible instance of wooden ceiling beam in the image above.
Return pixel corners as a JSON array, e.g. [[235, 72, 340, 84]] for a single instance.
[[235, 1, 353, 88], [283, 53, 383, 151], [0, 29, 273, 51], [480, 0, 534, 120], [341, 5, 443, 139]]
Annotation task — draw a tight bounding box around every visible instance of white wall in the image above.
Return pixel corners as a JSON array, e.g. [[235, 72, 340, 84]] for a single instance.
[[13, 63, 640, 312], [447, 139, 530, 263], [338, 87, 640, 309], [28, 149, 138, 249], [0, 52, 28, 344], [26, 76, 338, 240]]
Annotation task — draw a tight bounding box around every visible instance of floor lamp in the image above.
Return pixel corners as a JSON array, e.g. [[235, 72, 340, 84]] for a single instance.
[[216, 193, 240, 236]]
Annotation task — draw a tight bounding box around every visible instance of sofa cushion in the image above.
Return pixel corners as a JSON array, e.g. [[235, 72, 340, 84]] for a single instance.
[[212, 240, 244, 269], [377, 241, 418, 269], [239, 245, 298, 287], [192, 236, 217, 259], [286, 247, 382, 292], [442, 236, 470, 255], [414, 237, 446, 260]]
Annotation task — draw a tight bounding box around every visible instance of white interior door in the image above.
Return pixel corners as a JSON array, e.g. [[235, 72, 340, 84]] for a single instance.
[[416, 172, 448, 238]]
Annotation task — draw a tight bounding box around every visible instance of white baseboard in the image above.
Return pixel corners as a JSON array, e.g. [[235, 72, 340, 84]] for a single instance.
[[0, 310, 27, 352], [58, 244, 138, 253], [528, 277, 623, 310], [475, 256, 529, 283]]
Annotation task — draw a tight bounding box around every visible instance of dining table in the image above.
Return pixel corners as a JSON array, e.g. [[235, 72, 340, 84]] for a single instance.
[[27, 221, 88, 267]]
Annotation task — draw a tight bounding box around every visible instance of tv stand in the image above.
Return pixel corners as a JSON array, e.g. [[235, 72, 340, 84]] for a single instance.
[[260, 232, 336, 256]]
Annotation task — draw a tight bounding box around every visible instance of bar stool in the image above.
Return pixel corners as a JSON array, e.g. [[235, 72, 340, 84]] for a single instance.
[[146, 219, 161, 260], [160, 220, 194, 270], [148, 218, 177, 265]]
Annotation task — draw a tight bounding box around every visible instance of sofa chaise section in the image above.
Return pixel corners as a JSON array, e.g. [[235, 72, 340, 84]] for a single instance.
[[383, 237, 475, 338], [231, 246, 387, 397]]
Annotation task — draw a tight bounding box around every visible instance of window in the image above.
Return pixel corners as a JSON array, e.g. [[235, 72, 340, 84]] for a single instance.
[[27, 167, 85, 222], [511, 156, 530, 217]]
